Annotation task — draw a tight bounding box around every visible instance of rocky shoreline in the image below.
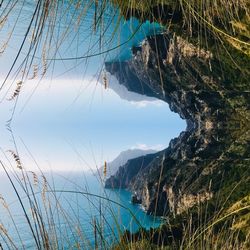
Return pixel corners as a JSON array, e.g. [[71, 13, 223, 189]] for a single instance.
[[105, 32, 250, 219]]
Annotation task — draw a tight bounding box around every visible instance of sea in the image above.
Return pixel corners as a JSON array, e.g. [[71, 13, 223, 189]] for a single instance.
[[0, 1, 167, 249], [0, 171, 162, 249]]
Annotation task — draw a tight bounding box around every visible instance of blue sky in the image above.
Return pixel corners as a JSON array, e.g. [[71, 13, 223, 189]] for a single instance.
[[0, 77, 185, 172], [0, 2, 186, 172]]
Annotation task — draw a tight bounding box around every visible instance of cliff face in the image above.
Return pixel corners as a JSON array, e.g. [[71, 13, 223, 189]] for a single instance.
[[105, 33, 250, 216], [105, 152, 159, 189], [98, 149, 156, 179]]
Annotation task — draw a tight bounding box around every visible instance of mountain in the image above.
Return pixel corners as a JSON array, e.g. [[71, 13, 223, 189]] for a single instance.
[[104, 1, 250, 247], [98, 149, 157, 179], [105, 72, 158, 103], [105, 32, 250, 220]]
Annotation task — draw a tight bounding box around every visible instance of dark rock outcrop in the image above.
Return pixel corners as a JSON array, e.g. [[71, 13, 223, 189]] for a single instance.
[[105, 152, 159, 189], [105, 33, 250, 217], [98, 149, 156, 179]]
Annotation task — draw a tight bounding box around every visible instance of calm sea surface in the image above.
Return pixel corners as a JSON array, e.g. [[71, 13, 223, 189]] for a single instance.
[[0, 1, 181, 248], [0, 172, 162, 248]]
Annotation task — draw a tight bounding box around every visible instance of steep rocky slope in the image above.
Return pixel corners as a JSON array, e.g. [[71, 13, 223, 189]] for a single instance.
[[105, 32, 250, 218], [98, 149, 156, 179]]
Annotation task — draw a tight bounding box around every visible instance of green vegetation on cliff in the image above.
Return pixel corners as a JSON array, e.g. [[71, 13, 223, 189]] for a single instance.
[[105, 1, 250, 249], [0, 0, 249, 249], [111, 0, 250, 90]]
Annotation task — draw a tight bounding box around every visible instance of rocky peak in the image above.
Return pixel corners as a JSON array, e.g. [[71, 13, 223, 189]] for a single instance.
[[105, 32, 250, 217]]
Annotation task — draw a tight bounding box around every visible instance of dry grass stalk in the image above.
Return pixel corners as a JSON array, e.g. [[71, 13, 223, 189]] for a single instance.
[[7, 81, 23, 101], [8, 150, 22, 169], [103, 71, 108, 89], [29, 64, 38, 80], [42, 175, 48, 204], [29, 171, 39, 187], [0, 195, 8, 210]]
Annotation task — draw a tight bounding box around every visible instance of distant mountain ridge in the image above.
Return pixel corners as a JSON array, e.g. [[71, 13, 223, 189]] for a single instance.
[[106, 72, 158, 103], [98, 149, 157, 179], [104, 33, 250, 220]]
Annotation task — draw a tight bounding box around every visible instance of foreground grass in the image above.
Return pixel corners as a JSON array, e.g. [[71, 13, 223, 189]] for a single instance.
[[112, 0, 250, 52], [0, 160, 249, 249], [0, 1, 249, 249]]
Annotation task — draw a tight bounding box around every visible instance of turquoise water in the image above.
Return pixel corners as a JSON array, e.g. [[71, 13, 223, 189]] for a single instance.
[[0, 172, 162, 249], [0, 1, 173, 249], [0, 0, 164, 76]]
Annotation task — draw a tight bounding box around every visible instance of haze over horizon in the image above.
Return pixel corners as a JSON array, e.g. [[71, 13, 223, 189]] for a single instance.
[[0, 2, 185, 172], [0, 76, 185, 172]]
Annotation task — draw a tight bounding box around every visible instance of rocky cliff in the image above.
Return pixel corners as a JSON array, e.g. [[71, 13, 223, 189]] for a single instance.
[[105, 32, 250, 217], [98, 149, 156, 179]]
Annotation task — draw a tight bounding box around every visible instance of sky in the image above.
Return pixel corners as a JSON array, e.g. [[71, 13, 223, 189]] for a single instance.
[[0, 77, 185, 172], [0, 1, 186, 172]]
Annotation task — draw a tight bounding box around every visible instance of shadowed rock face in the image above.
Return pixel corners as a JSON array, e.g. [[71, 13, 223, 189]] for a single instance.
[[105, 33, 250, 216], [98, 149, 156, 179]]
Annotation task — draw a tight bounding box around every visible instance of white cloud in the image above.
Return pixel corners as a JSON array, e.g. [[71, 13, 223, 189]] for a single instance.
[[130, 100, 164, 108], [131, 143, 165, 151]]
